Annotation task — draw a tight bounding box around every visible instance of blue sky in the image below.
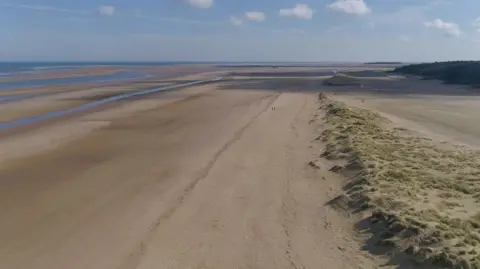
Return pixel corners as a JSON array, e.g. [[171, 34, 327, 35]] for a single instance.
[[1, 0, 480, 61]]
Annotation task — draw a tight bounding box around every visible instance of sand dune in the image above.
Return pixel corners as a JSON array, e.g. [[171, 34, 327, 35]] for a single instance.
[[318, 93, 480, 269]]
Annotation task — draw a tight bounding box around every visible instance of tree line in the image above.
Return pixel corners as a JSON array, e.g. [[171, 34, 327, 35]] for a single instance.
[[393, 61, 480, 86]]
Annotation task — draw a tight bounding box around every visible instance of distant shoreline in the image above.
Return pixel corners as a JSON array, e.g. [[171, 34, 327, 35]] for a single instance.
[[364, 61, 403, 65]]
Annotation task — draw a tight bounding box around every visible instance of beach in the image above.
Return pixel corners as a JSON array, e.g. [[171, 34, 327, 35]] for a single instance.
[[1, 64, 479, 269]]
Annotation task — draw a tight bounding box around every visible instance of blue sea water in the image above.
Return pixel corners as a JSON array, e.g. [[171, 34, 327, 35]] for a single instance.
[[0, 77, 223, 130], [0, 61, 339, 91], [0, 61, 357, 76], [0, 71, 151, 91], [0, 61, 199, 75], [0, 61, 202, 91]]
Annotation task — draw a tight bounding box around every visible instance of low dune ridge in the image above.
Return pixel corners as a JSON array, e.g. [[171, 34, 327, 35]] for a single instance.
[[317, 93, 480, 269]]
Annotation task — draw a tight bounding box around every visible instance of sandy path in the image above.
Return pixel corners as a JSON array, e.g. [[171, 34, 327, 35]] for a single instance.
[[0, 85, 379, 268]]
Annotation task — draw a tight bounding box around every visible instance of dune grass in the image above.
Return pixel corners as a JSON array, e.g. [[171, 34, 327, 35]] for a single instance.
[[318, 93, 480, 268]]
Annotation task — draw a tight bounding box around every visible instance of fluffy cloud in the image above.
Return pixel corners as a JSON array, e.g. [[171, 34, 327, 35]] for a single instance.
[[3, 3, 88, 14], [325, 26, 346, 34], [229, 16, 243, 26], [98, 5, 115, 16], [180, 0, 213, 9], [473, 18, 480, 32], [425, 19, 461, 37], [399, 35, 411, 42], [363, 21, 375, 29], [279, 4, 315, 20], [272, 28, 306, 35], [328, 0, 371, 16], [245, 12, 266, 22]]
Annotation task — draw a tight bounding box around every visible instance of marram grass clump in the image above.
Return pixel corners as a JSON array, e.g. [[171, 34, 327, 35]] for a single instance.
[[318, 93, 480, 269]]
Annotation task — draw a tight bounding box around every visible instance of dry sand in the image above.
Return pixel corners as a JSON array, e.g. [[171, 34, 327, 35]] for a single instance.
[[0, 74, 382, 269]]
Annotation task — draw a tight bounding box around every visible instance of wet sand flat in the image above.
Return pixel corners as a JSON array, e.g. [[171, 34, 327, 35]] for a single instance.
[[0, 65, 217, 83], [0, 67, 222, 124], [0, 66, 125, 83], [0, 83, 175, 122], [0, 65, 217, 94]]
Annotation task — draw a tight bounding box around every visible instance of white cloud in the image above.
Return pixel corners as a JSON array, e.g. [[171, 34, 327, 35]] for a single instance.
[[363, 21, 375, 29], [98, 5, 115, 16], [399, 35, 411, 42], [373, 1, 450, 25], [245, 12, 266, 22], [374, 6, 425, 24], [328, 0, 371, 16], [2, 3, 88, 14], [159, 17, 222, 25], [279, 4, 315, 20], [2, 3, 223, 25], [429, 0, 450, 7], [273, 28, 306, 35], [289, 28, 305, 35], [325, 26, 346, 34], [131, 9, 144, 18], [130, 11, 222, 25], [425, 19, 461, 37], [229, 16, 243, 26], [473, 18, 480, 32], [180, 0, 213, 9]]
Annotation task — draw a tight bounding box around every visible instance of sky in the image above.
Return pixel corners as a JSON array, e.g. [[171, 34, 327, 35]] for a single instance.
[[1, 0, 480, 62]]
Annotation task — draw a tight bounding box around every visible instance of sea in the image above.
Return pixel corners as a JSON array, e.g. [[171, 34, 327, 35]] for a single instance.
[[0, 61, 203, 77], [0, 61, 371, 77]]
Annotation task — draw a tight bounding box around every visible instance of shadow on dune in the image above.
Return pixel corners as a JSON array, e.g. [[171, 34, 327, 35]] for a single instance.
[[325, 194, 435, 269], [352, 217, 434, 269]]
